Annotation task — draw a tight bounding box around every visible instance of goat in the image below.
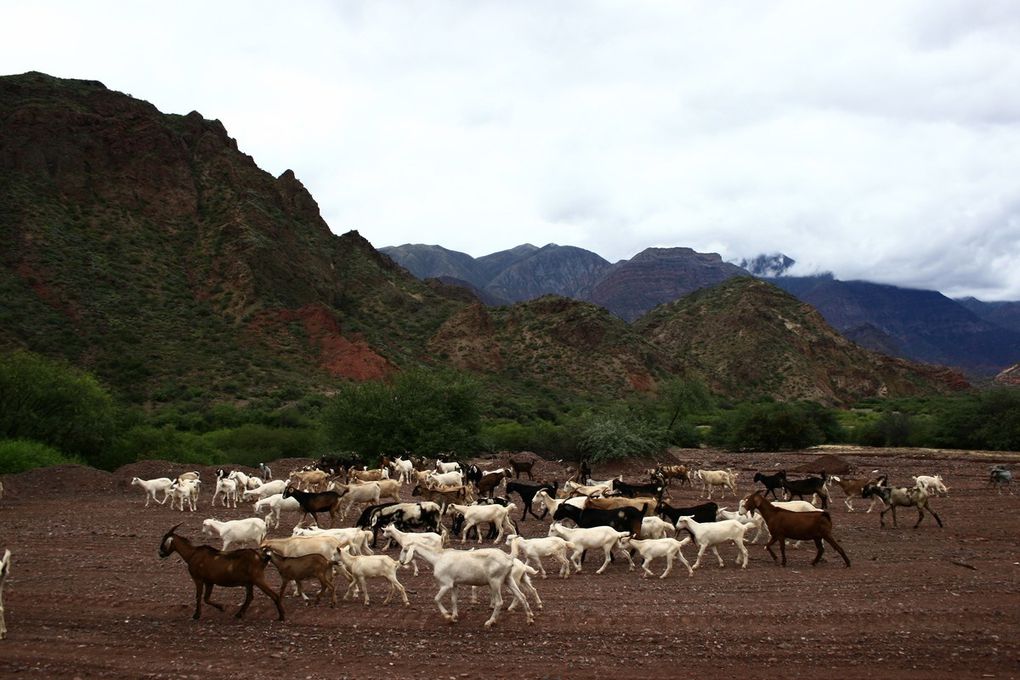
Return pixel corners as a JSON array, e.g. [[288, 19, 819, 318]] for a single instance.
[[695, 469, 737, 499], [654, 464, 690, 487], [782, 473, 830, 508], [211, 477, 239, 508], [167, 478, 200, 512], [331, 480, 401, 520], [201, 517, 267, 551], [282, 486, 343, 527], [350, 467, 390, 483], [475, 469, 510, 498], [0, 549, 9, 639], [989, 466, 1013, 494], [612, 477, 665, 501], [862, 483, 943, 529], [552, 502, 645, 540], [158, 524, 284, 620], [435, 459, 462, 474], [390, 457, 415, 484], [506, 534, 574, 579], [130, 477, 173, 507], [253, 493, 301, 529], [427, 470, 464, 488], [262, 549, 337, 606], [506, 480, 558, 521], [241, 479, 287, 502], [830, 475, 882, 512], [547, 523, 632, 574], [288, 469, 330, 492], [412, 483, 474, 511], [446, 503, 516, 544], [400, 544, 534, 627], [508, 455, 535, 480], [743, 492, 850, 567], [335, 546, 410, 607], [289, 526, 373, 556], [913, 474, 948, 496], [658, 501, 718, 526], [562, 480, 614, 498], [716, 507, 769, 544], [586, 495, 659, 516], [752, 471, 786, 500], [619, 536, 693, 578], [639, 516, 678, 540], [381, 524, 445, 576], [674, 516, 750, 569], [258, 462, 272, 480], [530, 489, 586, 519]]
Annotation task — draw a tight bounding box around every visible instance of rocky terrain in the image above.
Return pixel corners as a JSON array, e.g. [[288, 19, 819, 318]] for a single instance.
[[0, 447, 1018, 679]]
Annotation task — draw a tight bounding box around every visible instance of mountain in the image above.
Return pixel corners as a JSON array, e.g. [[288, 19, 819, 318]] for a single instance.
[[769, 276, 1020, 375], [587, 247, 747, 322], [384, 243, 748, 320], [0, 72, 463, 402], [957, 297, 1020, 335], [0, 72, 971, 410], [635, 277, 968, 405]]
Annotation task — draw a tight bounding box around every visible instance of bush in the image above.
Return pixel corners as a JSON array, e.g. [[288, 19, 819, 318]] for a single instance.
[[0, 439, 80, 474], [105, 425, 222, 469], [577, 414, 664, 463], [480, 420, 577, 456], [321, 369, 481, 459], [0, 350, 118, 465], [202, 424, 326, 467], [711, 401, 838, 451]]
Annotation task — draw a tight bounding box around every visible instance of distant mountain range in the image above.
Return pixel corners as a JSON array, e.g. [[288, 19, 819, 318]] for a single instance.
[[382, 244, 1020, 376]]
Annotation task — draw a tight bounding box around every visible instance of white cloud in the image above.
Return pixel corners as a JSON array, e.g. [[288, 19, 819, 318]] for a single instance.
[[3, 0, 1020, 300]]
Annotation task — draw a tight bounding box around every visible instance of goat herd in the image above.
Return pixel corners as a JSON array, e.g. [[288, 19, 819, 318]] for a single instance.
[[121, 455, 1015, 630]]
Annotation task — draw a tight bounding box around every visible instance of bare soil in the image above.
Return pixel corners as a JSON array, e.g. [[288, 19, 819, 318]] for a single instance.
[[1, 447, 1019, 679]]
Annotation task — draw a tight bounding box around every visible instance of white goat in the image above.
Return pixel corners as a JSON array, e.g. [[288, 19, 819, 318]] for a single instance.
[[695, 469, 738, 499], [242, 479, 287, 502], [201, 517, 267, 551], [547, 523, 633, 575], [619, 536, 693, 578], [0, 549, 10, 640], [335, 546, 409, 606], [211, 477, 239, 508], [428, 470, 464, 487], [227, 470, 262, 491], [506, 534, 574, 579], [381, 525, 444, 576], [530, 489, 585, 517], [130, 477, 172, 507], [435, 459, 462, 474], [400, 544, 535, 628], [391, 457, 415, 484], [639, 516, 678, 540], [253, 493, 302, 529], [675, 516, 751, 569], [913, 474, 948, 496], [291, 525, 373, 556], [330, 480, 401, 520], [447, 503, 516, 544], [716, 506, 769, 544], [562, 480, 613, 498], [167, 478, 200, 512]]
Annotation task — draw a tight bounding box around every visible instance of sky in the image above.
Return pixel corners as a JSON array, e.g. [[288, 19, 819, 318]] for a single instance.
[[4, 1, 1020, 300]]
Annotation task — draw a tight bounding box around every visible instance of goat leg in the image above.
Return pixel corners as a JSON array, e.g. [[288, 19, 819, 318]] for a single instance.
[[235, 584, 255, 618], [203, 583, 225, 611], [811, 538, 825, 566]]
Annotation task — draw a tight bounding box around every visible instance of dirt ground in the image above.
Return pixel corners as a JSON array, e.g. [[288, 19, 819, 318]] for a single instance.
[[1, 447, 1019, 680]]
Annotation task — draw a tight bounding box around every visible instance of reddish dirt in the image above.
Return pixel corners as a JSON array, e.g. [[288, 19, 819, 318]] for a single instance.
[[1, 447, 1019, 679]]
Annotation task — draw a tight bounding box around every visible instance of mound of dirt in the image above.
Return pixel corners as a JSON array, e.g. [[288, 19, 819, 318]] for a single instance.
[[791, 454, 853, 475], [2, 464, 114, 498], [267, 457, 315, 475]]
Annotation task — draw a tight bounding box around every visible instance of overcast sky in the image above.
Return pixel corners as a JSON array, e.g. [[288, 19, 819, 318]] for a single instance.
[[4, 1, 1020, 300]]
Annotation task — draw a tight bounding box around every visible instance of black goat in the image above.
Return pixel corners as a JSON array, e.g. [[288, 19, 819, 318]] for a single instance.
[[553, 502, 645, 538], [354, 501, 400, 546], [506, 480, 558, 521], [464, 464, 483, 487], [283, 486, 343, 527], [612, 477, 665, 500], [658, 501, 718, 526], [782, 473, 829, 509], [753, 470, 787, 500]]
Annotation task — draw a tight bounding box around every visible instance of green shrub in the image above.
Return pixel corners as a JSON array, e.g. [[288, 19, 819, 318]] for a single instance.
[[577, 414, 664, 463], [0, 439, 80, 474], [711, 401, 837, 451], [480, 420, 577, 455], [0, 350, 118, 465], [105, 425, 222, 469], [202, 424, 326, 467]]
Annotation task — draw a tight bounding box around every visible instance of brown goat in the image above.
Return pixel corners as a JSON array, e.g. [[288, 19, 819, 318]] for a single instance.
[[158, 524, 285, 620], [262, 549, 337, 607], [476, 469, 509, 498], [411, 483, 474, 510], [508, 456, 535, 480], [743, 493, 850, 568], [830, 475, 882, 513], [586, 496, 659, 516]]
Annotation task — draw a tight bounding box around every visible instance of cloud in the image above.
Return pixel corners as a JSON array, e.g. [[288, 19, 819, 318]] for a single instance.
[[3, 0, 1020, 299]]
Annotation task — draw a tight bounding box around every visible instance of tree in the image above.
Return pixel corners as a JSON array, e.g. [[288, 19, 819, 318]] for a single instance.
[[0, 350, 117, 464], [659, 377, 713, 446], [321, 369, 481, 459]]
